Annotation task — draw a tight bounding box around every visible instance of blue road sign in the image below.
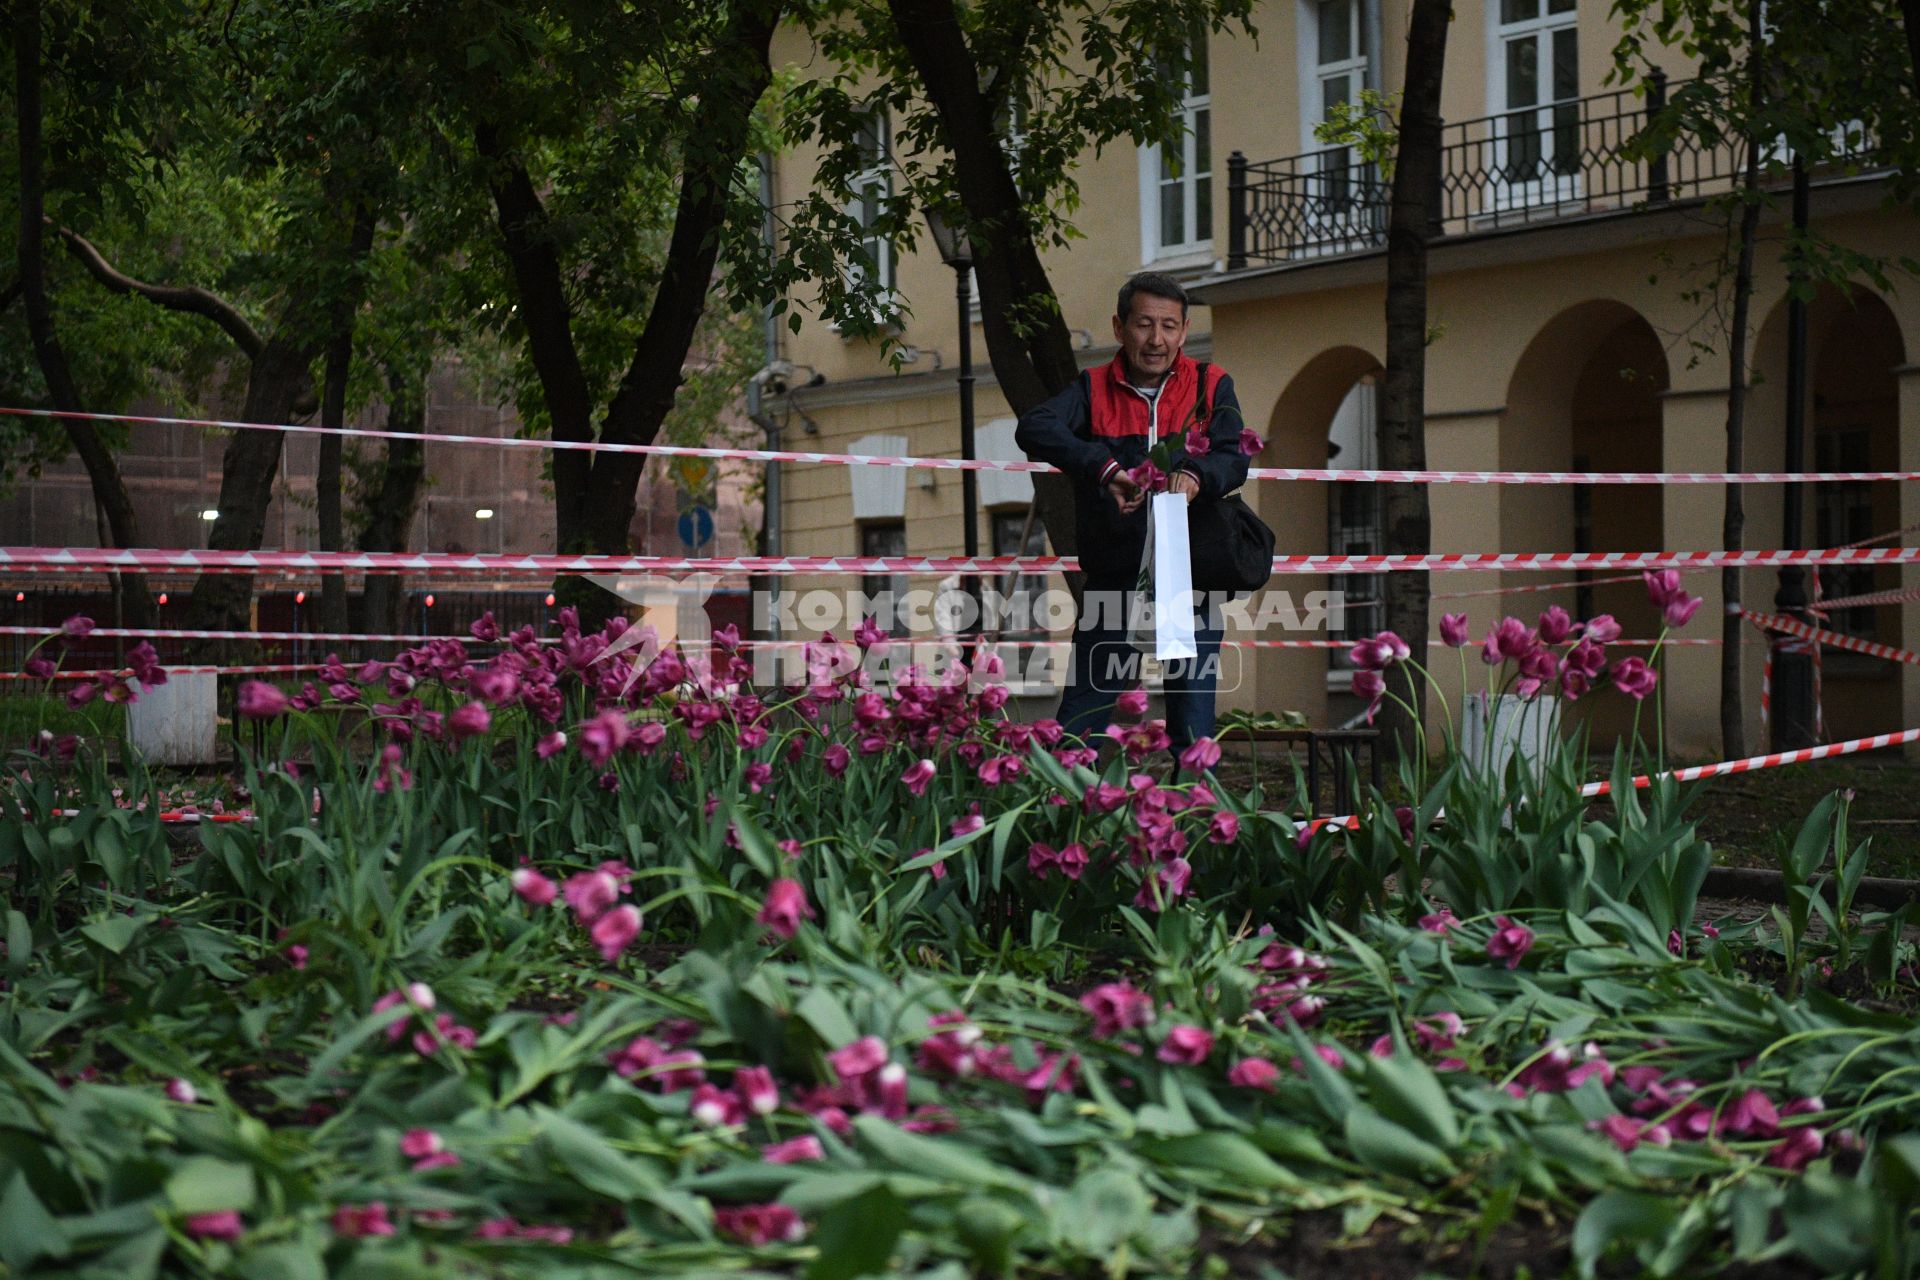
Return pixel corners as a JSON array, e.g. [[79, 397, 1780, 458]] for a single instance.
[[677, 504, 715, 549]]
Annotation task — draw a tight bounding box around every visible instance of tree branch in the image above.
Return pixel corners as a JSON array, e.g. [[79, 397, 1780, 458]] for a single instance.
[[56, 223, 266, 358]]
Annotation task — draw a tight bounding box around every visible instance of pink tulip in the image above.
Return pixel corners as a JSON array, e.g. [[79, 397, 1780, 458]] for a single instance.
[[1663, 593, 1702, 628], [184, 1210, 244, 1240], [511, 867, 557, 906], [762, 1135, 825, 1164], [1611, 656, 1659, 700], [1178, 737, 1221, 773], [1351, 668, 1385, 722], [1537, 606, 1575, 645], [1115, 687, 1149, 718], [1237, 427, 1264, 456], [1080, 982, 1154, 1038], [165, 1078, 197, 1104], [734, 1065, 780, 1115], [399, 1128, 444, 1159], [900, 758, 937, 797], [236, 680, 290, 718], [1183, 424, 1212, 456], [1157, 1024, 1214, 1065], [1228, 1057, 1280, 1091], [757, 879, 814, 940], [536, 731, 568, 759], [331, 1202, 397, 1238], [1207, 810, 1240, 844], [1583, 613, 1622, 644], [714, 1203, 806, 1245], [578, 710, 631, 765], [828, 1036, 889, 1081], [823, 744, 851, 777], [1439, 612, 1471, 647], [563, 869, 624, 923], [1349, 630, 1409, 670], [1764, 1126, 1824, 1170], [590, 904, 643, 961], [1485, 916, 1535, 968]]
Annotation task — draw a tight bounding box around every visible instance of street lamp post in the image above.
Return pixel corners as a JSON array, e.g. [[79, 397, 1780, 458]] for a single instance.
[[923, 207, 981, 639]]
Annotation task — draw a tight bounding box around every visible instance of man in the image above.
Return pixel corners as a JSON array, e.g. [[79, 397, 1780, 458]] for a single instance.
[[1015, 272, 1249, 750]]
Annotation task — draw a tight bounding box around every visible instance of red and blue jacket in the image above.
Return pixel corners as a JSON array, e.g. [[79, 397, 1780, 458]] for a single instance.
[[1015, 352, 1248, 582]]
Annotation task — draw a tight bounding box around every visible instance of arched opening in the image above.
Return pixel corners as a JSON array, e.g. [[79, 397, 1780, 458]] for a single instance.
[[1756, 287, 1908, 739], [1499, 301, 1669, 746], [1263, 346, 1385, 725]]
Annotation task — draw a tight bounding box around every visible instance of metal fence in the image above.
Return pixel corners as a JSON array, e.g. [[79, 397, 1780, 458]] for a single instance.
[[1224, 73, 1868, 268]]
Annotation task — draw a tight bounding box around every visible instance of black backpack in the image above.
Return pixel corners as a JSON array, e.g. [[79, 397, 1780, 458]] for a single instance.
[[1185, 363, 1276, 594]]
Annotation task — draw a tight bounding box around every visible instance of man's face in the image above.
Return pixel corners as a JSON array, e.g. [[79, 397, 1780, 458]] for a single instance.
[[1112, 292, 1189, 385]]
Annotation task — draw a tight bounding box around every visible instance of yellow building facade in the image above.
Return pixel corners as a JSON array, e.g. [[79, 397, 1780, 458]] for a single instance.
[[766, 3, 1919, 758]]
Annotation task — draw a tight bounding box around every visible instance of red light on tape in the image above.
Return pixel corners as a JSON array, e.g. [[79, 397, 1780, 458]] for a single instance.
[[424, 593, 435, 608]]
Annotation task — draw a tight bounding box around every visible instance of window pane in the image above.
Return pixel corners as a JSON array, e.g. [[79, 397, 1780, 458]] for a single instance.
[[1501, 0, 1540, 23], [1546, 0, 1575, 12], [1504, 112, 1542, 181], [1160, 179, 1185, 246], [1160, 144, 1182, 182], [1552, 102, 1580, 175], [1194, 107, 1211, 175], [1317, 0, 1352, 64], [1196, 171, 1212, 239], [1322, 73, 1350, 116], [1190, 33, 1209, 95], [1552, 27, 1578, 101], [1505, 36, 1538, 109]]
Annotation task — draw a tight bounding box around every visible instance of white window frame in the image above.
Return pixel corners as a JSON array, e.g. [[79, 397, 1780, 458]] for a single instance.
[[1486, 0, 1582, 209], [846, 110, 895, 299], [1295, 0, 1379, 253], [1137, 43, 1213, 265]]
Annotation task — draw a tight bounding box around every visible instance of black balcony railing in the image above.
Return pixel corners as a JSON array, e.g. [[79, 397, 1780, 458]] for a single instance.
[[1225, 73, 1786, 268]]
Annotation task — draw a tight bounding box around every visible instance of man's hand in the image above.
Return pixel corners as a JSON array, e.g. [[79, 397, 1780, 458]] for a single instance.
[[1106, 471, 1146, 515], [1169, 470, 1201, 502]]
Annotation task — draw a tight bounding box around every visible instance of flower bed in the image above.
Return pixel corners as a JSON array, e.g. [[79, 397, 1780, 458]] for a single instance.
[[3, 586, 1919, 1278]]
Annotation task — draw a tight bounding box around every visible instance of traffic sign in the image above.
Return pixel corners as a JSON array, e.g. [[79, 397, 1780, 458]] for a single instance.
[[677, 504, 715, 549]]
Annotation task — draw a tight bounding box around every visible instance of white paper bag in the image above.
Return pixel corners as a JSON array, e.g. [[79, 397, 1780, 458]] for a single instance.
[[1150, 492, 1198, 662]]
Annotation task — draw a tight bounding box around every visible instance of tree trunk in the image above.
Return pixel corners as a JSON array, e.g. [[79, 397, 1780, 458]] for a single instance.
[[478, 2, 782, 630], [1373, 0, 1450, 764], [581, 0, 782, 558], [884, 0, 1082, 561], [182, 340, 319, 642], [12, 0, 152, 627], [1718, 2, 1768, 761], [357, 368, 427, 635], [317, 205, 375, 636]]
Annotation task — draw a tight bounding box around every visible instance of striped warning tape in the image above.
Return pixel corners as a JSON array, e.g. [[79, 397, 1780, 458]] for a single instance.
[[1303, 724, 1920, 836], [10, 405, 1920, 487], [5, 545, 1920, 578]]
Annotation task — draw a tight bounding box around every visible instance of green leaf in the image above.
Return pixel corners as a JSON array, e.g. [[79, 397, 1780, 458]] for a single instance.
[[236, 1242, 326, 1280], [1140, 1132, 1304, 1191], [795, 987, 860, 1049], [1363, 1049, 1460, 1149], [0, 1173, 68, 1271], [164, 1157, 255, 1214], [1056, 1167, 1150, 1257], [804, 1184, 906, 1280], [79, 914, 143, 955], [536, 1106, 663, 1198], [1571, 1190, 1676, 1278], [5, 911, 30, 979], [1342, 1106, 1454, 1180], [853, 1115, 1029, 1192]]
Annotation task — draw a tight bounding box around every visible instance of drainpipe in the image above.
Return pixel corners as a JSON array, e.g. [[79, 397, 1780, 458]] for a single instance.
[[747, 151, 783, 643], [1362, 0, 1383, 96]]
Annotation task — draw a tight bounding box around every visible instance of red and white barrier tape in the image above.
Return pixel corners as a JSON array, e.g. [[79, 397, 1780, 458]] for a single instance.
[[10, 406, 1920, 487], [0, 663, 331, 681], [1742, 609, 1920, 668], [1431, 571, 1650, 602], [1304, 723, 1920, 836], [1798, 583, 1920, 612], [0, 624, 555, 645], [5, 545, 1920, 578]]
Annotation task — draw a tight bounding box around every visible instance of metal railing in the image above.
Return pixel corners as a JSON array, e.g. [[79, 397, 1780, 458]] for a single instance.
[[1225, 73, 1846, 268]]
